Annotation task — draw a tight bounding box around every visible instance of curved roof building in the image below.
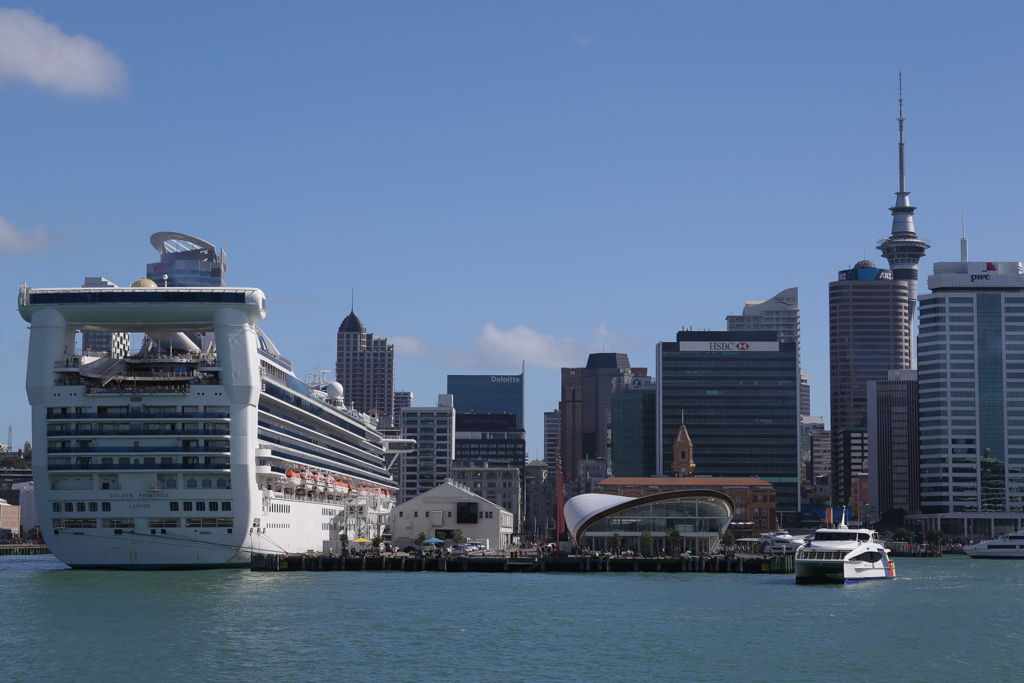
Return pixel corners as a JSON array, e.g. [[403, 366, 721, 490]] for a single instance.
[[564, 490, 735, 554]]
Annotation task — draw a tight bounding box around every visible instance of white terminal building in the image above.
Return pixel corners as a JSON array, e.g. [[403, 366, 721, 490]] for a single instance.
[[907, 235, 1024, 538]]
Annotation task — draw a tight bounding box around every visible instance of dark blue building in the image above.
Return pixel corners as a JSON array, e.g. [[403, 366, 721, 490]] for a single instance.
[[447, 374, 524, 429]]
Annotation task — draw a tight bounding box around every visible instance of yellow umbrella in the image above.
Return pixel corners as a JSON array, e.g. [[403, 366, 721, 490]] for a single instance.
[[352, 538, 372, 543]]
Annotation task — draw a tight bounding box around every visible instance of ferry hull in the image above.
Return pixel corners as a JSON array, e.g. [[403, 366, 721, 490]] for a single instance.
[[795, 560, 896, 584]]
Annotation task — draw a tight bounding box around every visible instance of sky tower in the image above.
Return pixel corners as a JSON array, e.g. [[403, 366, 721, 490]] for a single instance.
[[877, 74, 930, 312]]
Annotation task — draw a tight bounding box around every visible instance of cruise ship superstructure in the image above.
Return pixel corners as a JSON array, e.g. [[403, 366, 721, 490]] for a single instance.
[[20, 275, 412, 568]]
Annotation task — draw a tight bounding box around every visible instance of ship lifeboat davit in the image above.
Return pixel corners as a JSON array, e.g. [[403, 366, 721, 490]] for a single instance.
[[285, 469, 302, 489]]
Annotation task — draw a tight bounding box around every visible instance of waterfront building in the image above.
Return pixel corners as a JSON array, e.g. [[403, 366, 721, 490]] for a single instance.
[[453, 413, 526, 472], [13, 481, 36, 536], [543, 409, 560, 475], [905, 244, 1024, 537], [564, 487, 735, 554], [594, 477, 777, 535], [0, 498, 19, 539], [524, 459, 556, 538], [610, 376, 657, 477], [726, 287, 807, 414], [829, 259, 912, 503], [79, 278, 130, 357], [396, 395, 455, 504], [453, 460, 521, 530], [868, 369, 920, 520], [656, 331, 800, 510], [447, 373, 524, 429], [390, 481, 514, 551], [335, 308, 395, 419], [145, 232, 226, 287]]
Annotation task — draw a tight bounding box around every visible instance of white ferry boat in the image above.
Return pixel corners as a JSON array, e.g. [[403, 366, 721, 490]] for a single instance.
[[19, 277, 413, 569], [757, 529, 806, 555], [794, 521, 896, 584], [964, 532, 1024, 559]]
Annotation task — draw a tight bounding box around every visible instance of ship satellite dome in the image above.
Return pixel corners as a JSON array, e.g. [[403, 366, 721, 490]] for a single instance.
[[131, 278, 158, 288], [325, 382, 345, 401], [854, 259, 877, 269]]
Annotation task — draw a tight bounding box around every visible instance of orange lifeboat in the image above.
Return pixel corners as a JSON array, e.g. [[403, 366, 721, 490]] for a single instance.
[[285, 469, 301, 489]]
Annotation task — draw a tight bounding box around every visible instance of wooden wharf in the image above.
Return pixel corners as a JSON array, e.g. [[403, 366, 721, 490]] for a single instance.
[[250, 553, 796, 575], [0, 545, 51, 556]]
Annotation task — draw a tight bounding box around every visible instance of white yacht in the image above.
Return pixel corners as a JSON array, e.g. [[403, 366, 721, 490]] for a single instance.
[[795, 521, 896, 584], [19, 253, 413, 569], [964, 532, 1024, 559], [757, 529, 806, 555]]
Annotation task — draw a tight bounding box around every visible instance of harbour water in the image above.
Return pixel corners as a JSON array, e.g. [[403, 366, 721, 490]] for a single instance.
[[1, 554, 1022, 682]]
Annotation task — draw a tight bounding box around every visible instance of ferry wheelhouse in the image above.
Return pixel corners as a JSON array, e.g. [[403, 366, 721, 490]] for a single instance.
[[19, 281, 412, 569]]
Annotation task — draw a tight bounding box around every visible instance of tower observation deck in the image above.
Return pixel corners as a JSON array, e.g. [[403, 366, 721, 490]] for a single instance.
[[877, 75, 930, 310]]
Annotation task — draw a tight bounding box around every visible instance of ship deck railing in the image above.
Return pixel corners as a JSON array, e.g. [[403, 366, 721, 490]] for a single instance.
[[48, 428, 229, 437], [48, 446, 229, 454], [48, 462, 231, 471], [46, 410, 230, 420]]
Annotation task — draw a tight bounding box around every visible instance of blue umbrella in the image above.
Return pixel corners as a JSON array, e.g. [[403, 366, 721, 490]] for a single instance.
[[424, 537, 444, 544]]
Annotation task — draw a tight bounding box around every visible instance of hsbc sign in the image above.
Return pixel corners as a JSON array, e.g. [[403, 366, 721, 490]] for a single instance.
[[679, 341, 780, 352]]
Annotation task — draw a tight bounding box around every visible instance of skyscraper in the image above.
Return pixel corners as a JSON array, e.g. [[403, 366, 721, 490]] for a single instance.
[[446, 373, 524, 428], [335, 308, 395, 418], [829, 259, 912, 504], [727, 288, 807, 416], [395, 395, 455, 504], [610, 376, 657, 477], [656, 331, 800, 510], [876, 78, 930, 320], [558, 367, 584, 480], [543, 409, 560, 475], [868, 369, 920, 520], [908, 244, 1024, 536], [581, 353, 645, 469]]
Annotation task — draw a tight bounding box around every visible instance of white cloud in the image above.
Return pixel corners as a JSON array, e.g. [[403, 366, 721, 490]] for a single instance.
[[469, 323, 585, 369], [392, 334, 431, 358], [574, 35, 596, 48], [0, 215, 50, 256], [0, 9, 127, 96]]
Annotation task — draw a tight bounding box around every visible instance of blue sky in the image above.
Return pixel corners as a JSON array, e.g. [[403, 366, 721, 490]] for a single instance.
[[2, 2, 1024, 455]]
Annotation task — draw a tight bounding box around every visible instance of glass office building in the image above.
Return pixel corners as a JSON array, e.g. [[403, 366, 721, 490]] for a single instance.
[[611, 378, 658, 477], [914, 258, 1024, 523], [447, 374, 524, 428], [656, 331, 801, 510]]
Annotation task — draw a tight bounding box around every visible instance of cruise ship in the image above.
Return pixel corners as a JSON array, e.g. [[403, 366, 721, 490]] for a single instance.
[[20, 263, 412, 568]]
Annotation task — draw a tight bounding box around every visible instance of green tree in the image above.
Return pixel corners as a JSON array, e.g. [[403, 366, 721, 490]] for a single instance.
[[640, 529, 654, 555], [719, 531, 735, 548], [22, 441, 31, 461], [892, 528, 913, 542], [666, 529, 682, 551], [926, 529, 944, 546], [339, 533, 349, 555], [416, 531, 427, 547], [451, 528, 465, 545], [611, 533, 622, 550], [371, 535, 381, 550]]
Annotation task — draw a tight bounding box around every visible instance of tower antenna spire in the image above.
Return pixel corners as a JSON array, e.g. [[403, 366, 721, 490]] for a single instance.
[[961, 213, 969, 263], [898, 71, 906, 194], [351, 289, 354, 313]]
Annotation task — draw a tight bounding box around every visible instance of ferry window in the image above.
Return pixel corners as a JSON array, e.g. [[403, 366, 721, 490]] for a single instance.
[[859, 533, 870, 541], [183, 502, 193, 511], [102, 502, 111, 512], [222, 502, 231, 512], [76, 503, 85, 512], [216, 479, 228, 488], [196, 502, 206, 512], [209, 502, 218, 512], [52, 503, 60, 512], [186, 479, 198, 488], [202, 479, 212, 488], [170, 502, 179, 511], [88, 502, 98, 512]]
